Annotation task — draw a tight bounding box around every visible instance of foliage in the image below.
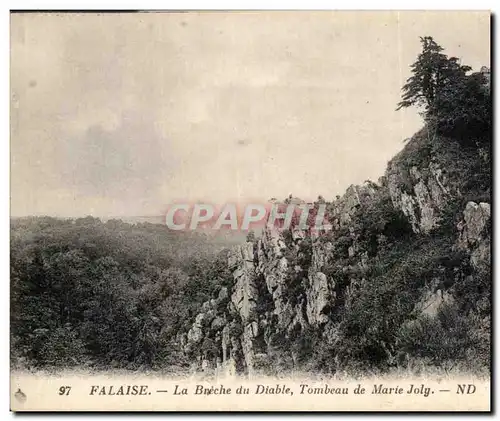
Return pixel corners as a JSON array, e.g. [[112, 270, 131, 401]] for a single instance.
[[11, 36, 491, 376], [397, 36, 490, 143], [10, 217, 233, 370], [431, 72, 491, 141], [397, 36, 471, 112], [396, 303, 489, 370]]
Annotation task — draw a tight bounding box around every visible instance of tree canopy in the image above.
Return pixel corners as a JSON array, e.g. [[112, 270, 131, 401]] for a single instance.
[[397, 36, 490, 142]]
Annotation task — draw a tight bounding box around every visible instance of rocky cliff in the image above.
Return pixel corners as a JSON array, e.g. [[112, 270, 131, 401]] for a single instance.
[[180, 127, 491, 376]]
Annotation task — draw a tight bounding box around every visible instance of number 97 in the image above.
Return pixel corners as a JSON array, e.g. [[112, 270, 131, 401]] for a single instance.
[[59, 386, 71, 396]]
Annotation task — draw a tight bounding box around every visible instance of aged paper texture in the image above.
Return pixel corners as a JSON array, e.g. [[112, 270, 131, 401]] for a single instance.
[[10, 11, 491, 412]]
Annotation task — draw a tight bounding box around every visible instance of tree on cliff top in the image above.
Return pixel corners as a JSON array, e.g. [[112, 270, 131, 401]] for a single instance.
[[397, 36, 490, 142], [397, 36, 471, 113]]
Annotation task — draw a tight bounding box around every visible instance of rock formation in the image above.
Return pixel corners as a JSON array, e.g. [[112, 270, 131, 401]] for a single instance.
[[181, 129, 490, 376]]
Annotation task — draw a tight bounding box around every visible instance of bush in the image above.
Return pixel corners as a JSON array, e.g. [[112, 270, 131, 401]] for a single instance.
[[30, 325, 89, 368], [396, 303, 489, 371]]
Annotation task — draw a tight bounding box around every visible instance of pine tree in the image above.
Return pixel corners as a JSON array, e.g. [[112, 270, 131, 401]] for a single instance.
[[397, 36, 471, 113]]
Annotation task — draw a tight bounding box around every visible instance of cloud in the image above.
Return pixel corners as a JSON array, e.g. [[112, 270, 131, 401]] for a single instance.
[[57, 110, 172, 200], [10, 12, 490, 217]]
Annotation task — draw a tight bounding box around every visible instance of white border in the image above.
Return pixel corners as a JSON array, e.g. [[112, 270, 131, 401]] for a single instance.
[[3, 1, 497, 10]]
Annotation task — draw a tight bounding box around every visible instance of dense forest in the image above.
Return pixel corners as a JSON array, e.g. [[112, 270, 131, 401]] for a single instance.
[[11, 218, 234, 370], [11, 37, 491, 375]]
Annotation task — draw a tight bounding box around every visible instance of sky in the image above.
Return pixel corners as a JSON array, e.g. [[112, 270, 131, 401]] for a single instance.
[[10, 11, 490, 217]]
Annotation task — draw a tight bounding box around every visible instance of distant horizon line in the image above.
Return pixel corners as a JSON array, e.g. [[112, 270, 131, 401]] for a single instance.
[[10, 214, 165, 220]]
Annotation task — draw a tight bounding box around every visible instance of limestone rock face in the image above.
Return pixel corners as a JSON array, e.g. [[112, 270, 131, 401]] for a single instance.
[[304, 236, 333, 327], [457, 201, 491, 272], [256, 227, 305, 332], [192, 186, 383, 370], [186, 313, 205, 346], [182, 178, 490, 377], [300, 183, 377, 327], [306, 271, 331, 326], [240, 323, 256, 376], [387, 162, 451, 233], [230, 242, 258, 321], [457, 202, 490, 249], [228, 242, 261, 375], [328, 183, 377, 230]]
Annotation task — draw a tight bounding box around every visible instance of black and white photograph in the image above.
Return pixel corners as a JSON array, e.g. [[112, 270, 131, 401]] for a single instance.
[[9, 10, 491, 411]]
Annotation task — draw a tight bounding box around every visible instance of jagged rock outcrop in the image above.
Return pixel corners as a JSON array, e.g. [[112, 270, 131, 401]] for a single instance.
[[304, 183, 377, 327], [457, 201, 491, 273], [306, 272, 331, 326], [229, 242, 258, 320], [181, 135, 490, 376], [328, 183, 377, 229], [256, 228, 292, 328], [186, 313, 205, 346], [182, 183, 384, 374], [410, 200, 490, 325], [387, 160, 451, 233]]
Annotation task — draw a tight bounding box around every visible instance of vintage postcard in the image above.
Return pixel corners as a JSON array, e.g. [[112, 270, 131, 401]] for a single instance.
[[10, 11, 491, 412]]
